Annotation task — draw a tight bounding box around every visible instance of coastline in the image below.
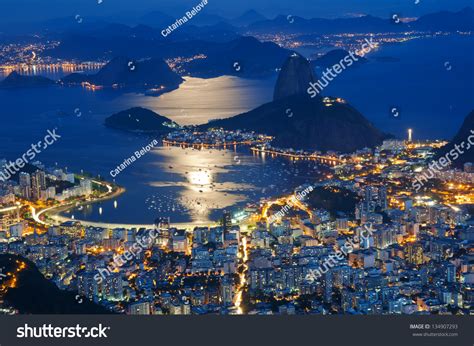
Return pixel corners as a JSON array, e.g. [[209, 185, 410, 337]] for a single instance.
[[40, 183, 126, 226], [40, 184, 219, 231]]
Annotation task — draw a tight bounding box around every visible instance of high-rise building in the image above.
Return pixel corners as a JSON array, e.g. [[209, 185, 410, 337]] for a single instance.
[[221, 210, 232, 231], [155, 217, 170, 248], [377, 186, 388, 211], [103, 273, 123, 301], [405, 243, 424, 265], [322, 270, 333, 303], [364, 186, 374, 212], [77, 272, 102, 301], [171, 229, 187, 253], [220, 275, 234, 306], [31, 175, 40, 201], [19, 172, 31, 199], [127, 300, 152, 315], [336, 218, 349, 232], [446, 264, 456, 283]]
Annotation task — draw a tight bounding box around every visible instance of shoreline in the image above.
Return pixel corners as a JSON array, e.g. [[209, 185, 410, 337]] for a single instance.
[[40, 181, 125, 226], [40, 183, 219, 231]]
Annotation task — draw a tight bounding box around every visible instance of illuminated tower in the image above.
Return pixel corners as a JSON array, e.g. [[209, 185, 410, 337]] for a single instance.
[[408, 128, 413, 142]]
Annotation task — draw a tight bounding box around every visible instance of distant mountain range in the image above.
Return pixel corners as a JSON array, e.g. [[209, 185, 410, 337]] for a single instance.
[[436, 110, 474, 168], [49, 36, 292, 79], [105, 107, 179, 133], [39, 7, 473, 80], [61, 56, 183, 91], [203, 54, 388, 152], [230, 10, 267, 27], [0, 71, 55, 88], [413, 7, 474, 32], [247, 7, 474, 34], [9, 7, 473, 36]]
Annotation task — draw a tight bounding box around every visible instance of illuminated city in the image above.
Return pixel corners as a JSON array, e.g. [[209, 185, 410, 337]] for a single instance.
[[0, 1, 473, 345]]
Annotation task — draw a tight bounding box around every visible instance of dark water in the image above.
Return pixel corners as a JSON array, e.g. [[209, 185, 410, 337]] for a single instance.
[[0, 35, 472, 224], [0, 76, 316, 224], [314, 35, 474, 140]]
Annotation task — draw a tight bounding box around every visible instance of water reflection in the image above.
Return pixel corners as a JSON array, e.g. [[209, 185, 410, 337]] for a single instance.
[[122, 76, 275, 125], [149, 146, 255, 223]]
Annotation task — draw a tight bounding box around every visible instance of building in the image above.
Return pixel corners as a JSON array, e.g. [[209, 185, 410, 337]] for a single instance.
[[464, 162, 474, 173], [127, 300, 152, 315], [220, 275, 234, 306], [405, 243, 424, 265], [19, 172, 31, 199]]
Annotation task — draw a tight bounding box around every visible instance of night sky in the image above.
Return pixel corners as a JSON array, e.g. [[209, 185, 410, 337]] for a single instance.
[[1, 0, 473, 24]]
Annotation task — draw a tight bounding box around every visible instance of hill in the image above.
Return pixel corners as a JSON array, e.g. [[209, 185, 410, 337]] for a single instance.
[[61, 57, 183, 91], [105, 107, 179, 133], [48, 35, 292, 79], [0, 254, 110, 314], [274, 54, 318, 101], [436, 110, 474, 168], [247, 8, 474, 34], [205, 94, 386, 152], [203, 54, 387, 152], [0, 71, 55, 89], [230, 10, 267, 27], [413, 7, 474, 32]]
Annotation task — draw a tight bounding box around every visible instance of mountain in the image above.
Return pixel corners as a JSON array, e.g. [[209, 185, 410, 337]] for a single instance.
[[0, 254, 110, 314], [105, 107, 179, 133], [247, 9, 474, 35], [413, 7, 474, 32], [191, 13, 228, 27], [231, 10, 267, 27], [181, 36, 292, 78], [181, 22, 241, 42], [274, 54, 318, 101], [205, 94, 386, 152], [61, 57, 183, 90], [139, 11, 175, 28], [47, 34, 291, 78], [45, 24, 174, 60], [0, 71, 55, 88], [436, 110, 474, 168], [202, 54, 387, 152], [247, 14, 403, 34]]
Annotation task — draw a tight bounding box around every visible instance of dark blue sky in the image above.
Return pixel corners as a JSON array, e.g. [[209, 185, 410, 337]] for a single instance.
[[2, 0, 473, 24]]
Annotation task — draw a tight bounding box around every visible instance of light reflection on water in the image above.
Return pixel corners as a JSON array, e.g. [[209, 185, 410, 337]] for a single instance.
[[0, 72, 308, 224], [64, 144, 317, 224], [148, 146, 256, 223], [119, 76, 276, 125]]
